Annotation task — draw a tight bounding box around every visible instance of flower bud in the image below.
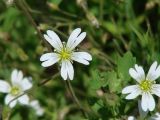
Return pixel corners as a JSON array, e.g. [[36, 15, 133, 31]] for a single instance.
[[5, 0, 14, 6]]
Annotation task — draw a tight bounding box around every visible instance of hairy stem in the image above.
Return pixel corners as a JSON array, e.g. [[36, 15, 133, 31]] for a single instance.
[[15, 0, 51, 51], [65, 80, 88, 118], [38, 73, 60, 86]]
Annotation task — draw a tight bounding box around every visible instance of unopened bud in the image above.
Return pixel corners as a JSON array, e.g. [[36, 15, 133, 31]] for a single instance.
[[91, 17, 100, 28], [145, 1, 157, 10], [76, 0, 88, 11], [96, 89, 104, 97], [6, 0, 14, 6], [86, 12, 100, 28], [47, 2, 59, 11]]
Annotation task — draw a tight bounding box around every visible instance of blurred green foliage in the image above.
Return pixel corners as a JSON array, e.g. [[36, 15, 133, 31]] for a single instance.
[[0, 0, 160, 119]]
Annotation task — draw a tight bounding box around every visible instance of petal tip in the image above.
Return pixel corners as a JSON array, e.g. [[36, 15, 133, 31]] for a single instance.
[[41, 63, 48, 67], [69, 77, 74, 80], [46, 30, 53, 34], [40, 56, 43, 61], [75, 28, 81, 31]]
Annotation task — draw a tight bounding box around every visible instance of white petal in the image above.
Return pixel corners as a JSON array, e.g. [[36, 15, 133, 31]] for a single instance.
[[154, 65, 160, 80], [11, 69, 18, 83], [61, 61, 68, 80], [30, 100, 39, 109], [122, 85, 139, 94], [9, 100, 17, 108], [5, 94, 14, 104], [129, 65, 145, 83], [60, 61, 74, 80], [138, 100, 148, 119], [18, 94, 29, 105], [67, 28, 81, 48], [141, 93, 148, 111], [41, 59, 59, 67], [147, 93, 155, 111], [152, 84, 160, 97], [30, 100, 44, 116], [11, 69, 23, 85], [71, 52, 92, 65], [125, 89, 141, 99], [40, 53, 59, 61], [146, 61, 159, 81], [66, 28, 86, 50], [66, 61, 74, 80], [70, 32, 86, 50], [21, 78, 33, 91], [36, 108, 44, 116], [135, 65, 145, 80], [128, 116, 136, 120], [44, 30, 63, 51], [0, 80, 10, 93], [150, 65, 160, 81], [141, 93, 155, 111], [40, 53, 60, 67], [5, 94, 17, 108], [129, 68, 138, 80]]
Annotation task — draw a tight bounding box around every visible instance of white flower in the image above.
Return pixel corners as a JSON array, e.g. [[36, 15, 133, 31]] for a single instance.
[[128, 116, 136, 120], [30, 100, 44, 116], [149, 112, 160, 120], [0, 69, 32, 108], [122, 61, 160, 112], [40, 28, 92, 80]]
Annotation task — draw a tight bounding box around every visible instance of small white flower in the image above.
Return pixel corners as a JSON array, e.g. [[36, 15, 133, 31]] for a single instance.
[[122, 61, 160, 112], [30, 100, 44, 116], [40, 28, 92, 80], [128, 116, 136, 120], [149, 112, 160, 120], [0, 69, 32, 108]]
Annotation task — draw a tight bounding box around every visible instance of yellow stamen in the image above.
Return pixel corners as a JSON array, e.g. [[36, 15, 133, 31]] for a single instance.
[[139, 80, 152, 92], [59, 48, 71, 60], [10, 86, 20, 96]]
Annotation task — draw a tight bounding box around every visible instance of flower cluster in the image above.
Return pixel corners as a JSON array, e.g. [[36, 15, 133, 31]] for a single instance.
[[0, 28, 92, 118], [0, 69, 44, 116], [0, 69, 32, 108], [40, 28, 160, 117], [1, 27, 160, 119]]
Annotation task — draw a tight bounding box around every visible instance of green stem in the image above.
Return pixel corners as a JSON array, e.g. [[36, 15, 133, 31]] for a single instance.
[[0, 105, 2, 120], [99, 0, 104, 22], [65, 80, 88, 118], [38, 73, 59, 86], [4, 110, 11, 120], [15, 0, 51, 51]]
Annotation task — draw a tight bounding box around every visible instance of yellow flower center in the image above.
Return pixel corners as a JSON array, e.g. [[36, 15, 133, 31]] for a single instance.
[[59, 48, 71, 60], [10, 86, 20, 96], [139, 80, 152, 92]]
